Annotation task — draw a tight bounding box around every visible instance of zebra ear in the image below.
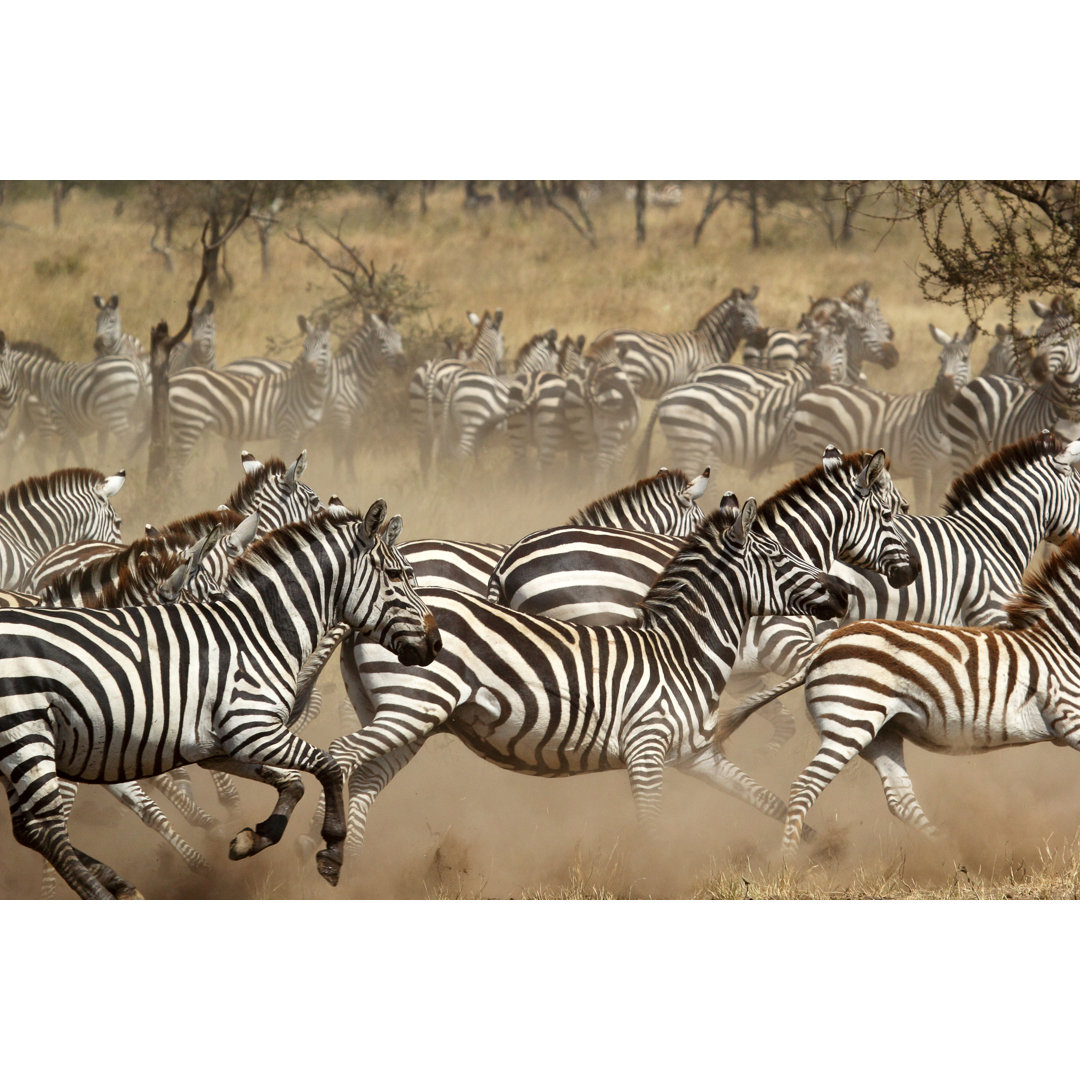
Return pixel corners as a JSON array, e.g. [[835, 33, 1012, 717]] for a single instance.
[[363, 500, 388, 538], [285, 450, 307, 485], [746, 285, 759, 301], [929, 324, 952, 346], [962, 323, 978, 346], [144, 523, 161, 538], [297, 315, 311, 335], [241, 450, 262, 475], [467, 311, 481, 327], [224, 510, 260, 558], [93, 294, 105, 309], [326, 495, 351, 519], [822, 445, 844, 472], [109, 295, 119, 309], [727, 498, 757, 546], [1054, 439, 1080, 470], [1031, 298, 1052, 319], [493, 309, 504, 328], [855, 449, 887, 493], [683, 467, 710, 501], [97, 471, 126, 499], [203, 300, 214, 315], [382, 515, 404, 547], [719, 490, 739, 511], [159, 559, 193, 602]]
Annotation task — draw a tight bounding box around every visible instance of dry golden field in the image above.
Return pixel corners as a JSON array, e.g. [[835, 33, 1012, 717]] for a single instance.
[[0, 181, 1076, 902]]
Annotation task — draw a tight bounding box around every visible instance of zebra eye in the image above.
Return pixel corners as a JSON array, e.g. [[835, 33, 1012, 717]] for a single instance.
[[386, 568, 403, 582]]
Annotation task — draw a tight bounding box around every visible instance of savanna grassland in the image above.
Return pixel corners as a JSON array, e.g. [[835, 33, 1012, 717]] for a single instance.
[[1, 181, 1077, 902]]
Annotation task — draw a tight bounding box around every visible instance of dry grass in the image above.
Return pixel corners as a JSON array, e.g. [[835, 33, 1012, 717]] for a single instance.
[[0, 182, 1073, 901]]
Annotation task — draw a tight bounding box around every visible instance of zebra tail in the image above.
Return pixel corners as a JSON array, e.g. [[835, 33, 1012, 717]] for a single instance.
[[633, 403, 661, 478], [714, 669, 807, 746]]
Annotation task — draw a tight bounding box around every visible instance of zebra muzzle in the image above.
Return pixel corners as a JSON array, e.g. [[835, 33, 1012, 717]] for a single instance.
[[885, 542, 921, 588]]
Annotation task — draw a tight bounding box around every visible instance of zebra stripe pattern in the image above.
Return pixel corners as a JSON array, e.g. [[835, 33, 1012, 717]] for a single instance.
[[0, 503, 440, 899], [167, 300, 216, 373], [594, 286, 761, 398], [331, 499, 852, 852]]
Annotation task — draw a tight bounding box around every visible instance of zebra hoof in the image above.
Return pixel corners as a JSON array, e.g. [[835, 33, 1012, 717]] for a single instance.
[[315, 849, 341, 887], [117, 887, 144, 900], [229, 828, 257, 860]]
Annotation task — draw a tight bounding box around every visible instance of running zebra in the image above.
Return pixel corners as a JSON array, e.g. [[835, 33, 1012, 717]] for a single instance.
[[0, 467, 125, 591], [719, 530, 1080, 854], [720, 432, 1080, 743], [0, 502, 441, 899], [166, 314, 332, 473], [947, 297, 1080, 475], [167, 300, 216, 373], [636, 322, 849, 478], [592, 286, 761, 398], [786, 322, 975, 510], [2, 336, 144, 463], [331, 498, 852, 853]]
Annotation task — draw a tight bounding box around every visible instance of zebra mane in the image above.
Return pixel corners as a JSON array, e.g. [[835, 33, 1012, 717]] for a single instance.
[[224, 457, 291, 510], [942, 432, 1063, 515], [1004, 532, 1080, 629], [568, 468, 695, 527], [693, 291, 741, 333], [80, 546, 193, 610], [40, 535, 176, 595], [638, 505, 741, 609], [757, 450, 884, 515], [10, 339, 64, 364], [224, 511, 363, 585], [159, 507, 244, 539], [0, 468, 108, 514]]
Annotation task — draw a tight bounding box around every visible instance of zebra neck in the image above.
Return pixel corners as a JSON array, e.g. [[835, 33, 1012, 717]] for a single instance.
[[693, 303, 742, 363], [947, 482, 1052, 576]]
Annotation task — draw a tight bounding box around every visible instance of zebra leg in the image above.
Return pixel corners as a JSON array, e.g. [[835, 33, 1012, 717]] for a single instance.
[[345, 739, 427, 852], [106, 781, 211, 873], [675, 745, 796, 829], [208, 768, 242, 812], [621, 726, 673, 834], [149, 770, 222, 832], [858, 729, 939, 837], [40, 778, 78, 898], [288, 688, 324, 737]]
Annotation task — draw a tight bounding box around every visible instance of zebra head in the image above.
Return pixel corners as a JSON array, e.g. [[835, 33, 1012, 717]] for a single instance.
[[804, 282, 899, 373], [514, 328, 560, 374], [298, 313, 333, 376], [1043, 433, 1080, 543], [1029, 297, 1080, 383], [189, 301, 216, 366], [803, 323, 849, 384], [465, 309, 507, 375], [929, 322, 975, 400], [227, 450, 325, 533], [370, 310, 406, 373], [344, 500, 441, 666], [92, 293, 124, 356], [721, 499, 854, 621], [558, 333, 588, 377]]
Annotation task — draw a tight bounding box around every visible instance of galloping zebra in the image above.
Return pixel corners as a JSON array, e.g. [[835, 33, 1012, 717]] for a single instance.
[[636, 322, 849, 478], [562, 340, 641, 480], [721, 432, 1080, 744], [591, 286, 761, 398], [0, 467, 125, 591], [330, 498, 852, 854], [0, 503, 441, 899], [947, 297, 1080, 475], [786, 322, 975, 510], [719, 531, 1080, 854], [409, 309, 506, 476], [2, 336, 144, 463], [166, 314, 332, 473], [167, 300, 216, 373]]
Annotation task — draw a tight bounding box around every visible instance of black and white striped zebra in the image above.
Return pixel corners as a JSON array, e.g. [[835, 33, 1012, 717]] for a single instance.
[[980, 322, 1031, 378], [946, 297, 1080, 475], [718, 529, 1080, 854], [0, 467, 125, 591], [800, 281, 900, 383], [331, 498, 853, 853], [0, 502, 441, 899], [786, 322, 975, 510], [0, 333, 18, 443], [593, 286, 761, 398], [636, 322, 849, 478], [3, 336, 144, 464], [93, 293, 148, 363], [167, 300, 216, 374], [167, 315, 332, 473], [720, 431, 1080, 741], [741, 327, 810, 373]]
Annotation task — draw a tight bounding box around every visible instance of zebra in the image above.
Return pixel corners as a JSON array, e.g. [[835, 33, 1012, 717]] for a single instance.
[[741, 327, 811, 373], [719, 431, 1080, 745], [786, 322, 975, 510], [0, 335, 19, 443], [981, 322, 1031, 378], [635, 321, 849, 478], [166, 314, 332, 473], [330, 497, 853, 855], [0, 502, 441, 899], [2, 336, 144, 464], [0, 467, 125, 591], [562, 339, 641, 480], [946, 297, 1080, 475], [800, 281, 900, 383], [718, 530, 1080, 855], [93, 293, 149, 363], [591, 286, 761, 398], [487, 448, 917, 625], [167, 300, 216, 373]]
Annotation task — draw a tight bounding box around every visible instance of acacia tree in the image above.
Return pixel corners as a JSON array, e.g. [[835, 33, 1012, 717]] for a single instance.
[[881, 181, 1080, 325]]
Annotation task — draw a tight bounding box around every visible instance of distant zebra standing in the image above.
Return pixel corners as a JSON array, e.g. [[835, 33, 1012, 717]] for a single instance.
[[719, 530, 1080, 854], [591, 286, 760, 398], [332, 499, 852, 853], [946, 297, 1080, 475], [0, 503, 441, 899], [786, 322, 975, 510], [801, 281, 900, 383], [167, 300, 216, 373], [505, 329, 566, 471], [166, 314, 332, 473], [980, 322, 1030, 378]]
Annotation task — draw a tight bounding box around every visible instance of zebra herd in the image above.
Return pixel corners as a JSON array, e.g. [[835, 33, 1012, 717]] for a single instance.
[[9, 279, 1080, 897]]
